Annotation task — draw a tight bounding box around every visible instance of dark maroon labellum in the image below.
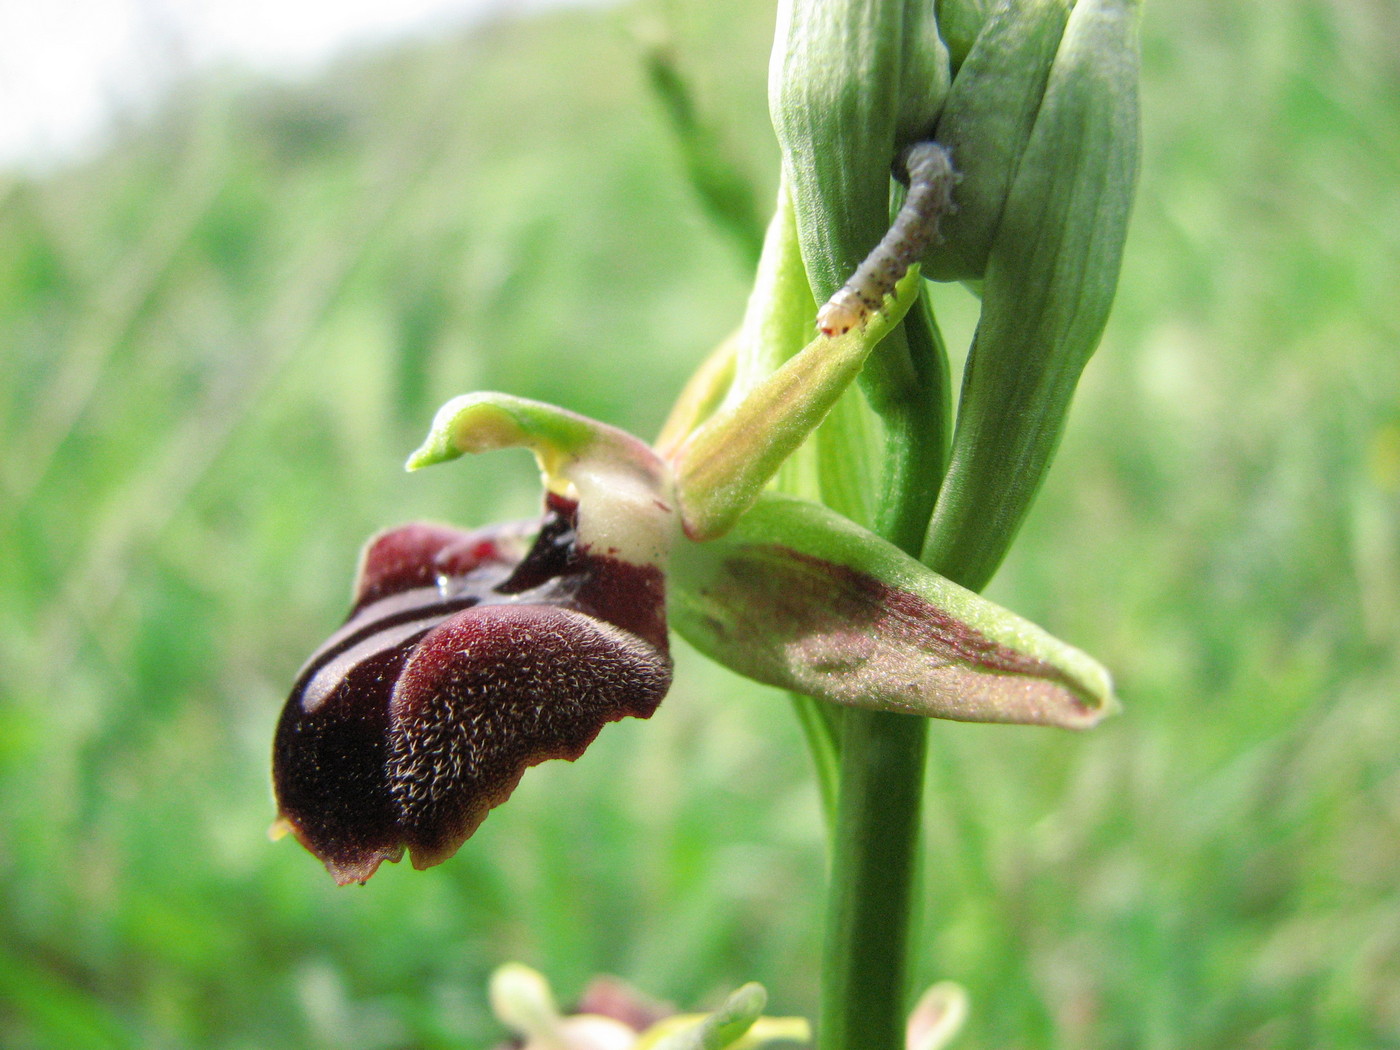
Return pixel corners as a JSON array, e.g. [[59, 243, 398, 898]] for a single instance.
[[273, 497, 671, 884]]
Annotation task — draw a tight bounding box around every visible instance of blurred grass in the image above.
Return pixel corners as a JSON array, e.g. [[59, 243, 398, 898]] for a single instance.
[[1, 1, 1398, 1047]]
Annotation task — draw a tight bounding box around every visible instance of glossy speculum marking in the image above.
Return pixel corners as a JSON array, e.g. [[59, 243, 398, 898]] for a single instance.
[[815, 141, 958, 337]]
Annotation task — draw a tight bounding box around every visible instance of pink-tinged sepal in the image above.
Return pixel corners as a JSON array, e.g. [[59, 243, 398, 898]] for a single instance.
[[274, 498, 672, 885], [668, 493, 1116, 730]]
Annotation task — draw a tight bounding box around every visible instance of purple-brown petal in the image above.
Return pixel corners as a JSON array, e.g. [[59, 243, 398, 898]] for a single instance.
[[354, 521, 529, 610], [388, 603, 672, 870]]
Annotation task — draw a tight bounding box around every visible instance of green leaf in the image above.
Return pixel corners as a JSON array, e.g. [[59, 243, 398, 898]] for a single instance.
[[670, 493, 1117, 729], [640, 34, 767, 265]]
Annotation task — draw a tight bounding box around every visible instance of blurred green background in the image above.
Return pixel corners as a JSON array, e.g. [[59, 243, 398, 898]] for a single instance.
[[2, 0, 1398, 1046]]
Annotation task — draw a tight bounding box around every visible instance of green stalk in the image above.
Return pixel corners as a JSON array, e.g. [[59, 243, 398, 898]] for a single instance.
[[766, 0, 1137, 1041], [769, 0, 953, 1039], [814, 237, 951, 1050], [817, 320, 941, 1049], [798, 188, 948, 1050], [820, 707, 928, 1050]]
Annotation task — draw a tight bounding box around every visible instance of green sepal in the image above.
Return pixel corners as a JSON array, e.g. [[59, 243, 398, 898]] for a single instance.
[[922, 0, 1073, 282], [897, 3, 952, 146], [924, 0, 1141, 589], [673, 268, 923, 542], [670, 493, 1117, 729], [724, 181, 818, 406], [769, 0, 904, 303]]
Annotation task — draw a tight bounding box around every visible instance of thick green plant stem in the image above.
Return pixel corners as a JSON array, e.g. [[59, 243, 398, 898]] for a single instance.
[[769, 2, 950, 1039], [817, 378, 937, 1050], [811, 207, 947, 1050], [812, 261, 945, 1050], [820, 707, 928, 1050]]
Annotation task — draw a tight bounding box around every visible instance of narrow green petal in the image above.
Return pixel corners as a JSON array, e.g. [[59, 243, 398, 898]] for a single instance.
[[654, 332, 739, 460], [669, 494, 1116, 729], [673, 268, 922, 542]]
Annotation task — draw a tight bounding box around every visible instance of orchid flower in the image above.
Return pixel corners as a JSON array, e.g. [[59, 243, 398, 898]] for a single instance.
[[485, 963, 967, 1050], [272, 249, 1116, 883]]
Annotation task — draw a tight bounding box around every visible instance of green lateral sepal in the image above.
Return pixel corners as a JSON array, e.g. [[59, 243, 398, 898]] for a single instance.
[[670, 493, 1117, 730]]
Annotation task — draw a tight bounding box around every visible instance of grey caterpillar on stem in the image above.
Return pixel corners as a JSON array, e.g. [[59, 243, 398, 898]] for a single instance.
[[815, 141, 958, 337]]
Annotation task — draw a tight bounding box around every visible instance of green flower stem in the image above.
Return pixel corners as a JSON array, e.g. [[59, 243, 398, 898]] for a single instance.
[[768, 0, 953, 1034], [817, 314, 940, 1049], [820, 707, 928, 1050]]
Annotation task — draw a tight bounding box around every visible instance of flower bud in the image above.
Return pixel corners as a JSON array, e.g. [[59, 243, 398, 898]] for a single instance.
[[924, 0, 1141, 587], [921, 0, 1073, 283]]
